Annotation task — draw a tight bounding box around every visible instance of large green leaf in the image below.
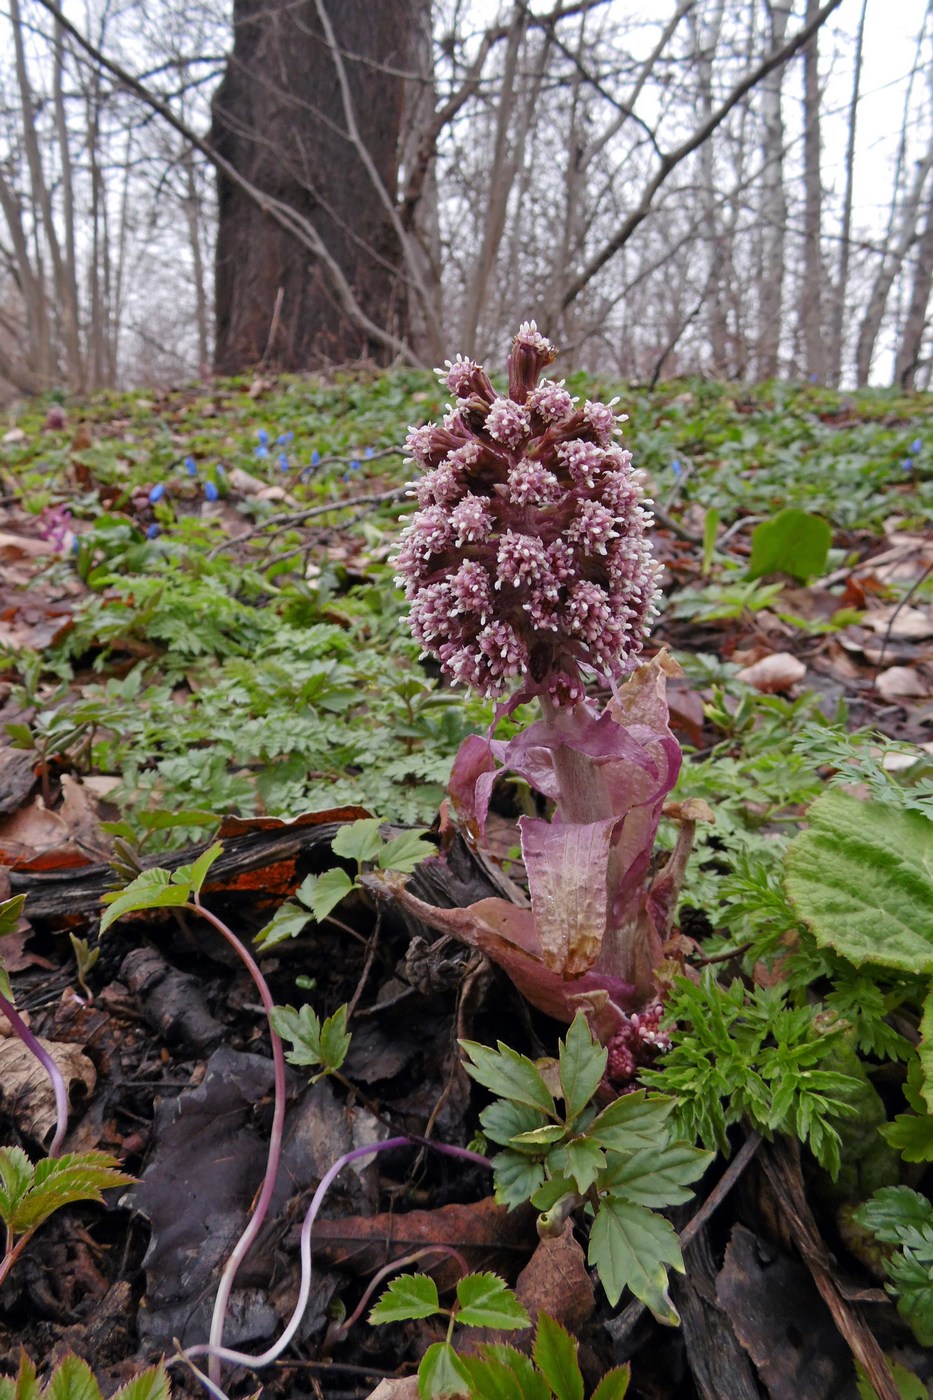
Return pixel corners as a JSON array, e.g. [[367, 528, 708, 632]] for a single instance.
[[746, 507, 831, 582], [785, 792, 933, 972], [588, 1198, 684, 1320]]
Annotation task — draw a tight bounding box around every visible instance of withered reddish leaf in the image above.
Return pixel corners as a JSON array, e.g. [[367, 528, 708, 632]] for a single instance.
[[311, 1197, 535, 1290]]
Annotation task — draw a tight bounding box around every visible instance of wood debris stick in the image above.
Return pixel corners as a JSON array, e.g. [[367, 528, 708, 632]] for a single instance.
[[759, 1136, 900, 1400]]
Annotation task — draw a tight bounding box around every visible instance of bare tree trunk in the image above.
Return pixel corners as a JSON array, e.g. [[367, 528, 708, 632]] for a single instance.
[[691, 1, 729, 374], [800, 0, 825, 382], [212, 0, 425, 373], [182, 146, 211, 371], [827, 0, 868, 387], [855, 0, 933, 386], [756, 0, 791, 380], [894, 173, 933, 387], [11, 0, 85, 388], [459, 7, 529, 355], [51, 0, 84, 390]]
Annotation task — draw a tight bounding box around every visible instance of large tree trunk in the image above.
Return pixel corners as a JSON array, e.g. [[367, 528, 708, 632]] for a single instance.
[[212, 0, 422, 374]]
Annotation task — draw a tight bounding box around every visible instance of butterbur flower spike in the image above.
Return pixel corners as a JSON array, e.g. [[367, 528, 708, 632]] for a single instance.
[[387, 324, 702, 1077], [396, 321, 660, 707]]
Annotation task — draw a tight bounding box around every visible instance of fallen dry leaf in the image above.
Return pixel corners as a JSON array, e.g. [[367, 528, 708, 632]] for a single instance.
[[0, 794, 95, 870], [875, 666, 930, 701], [0, 1036, 96, 1142], [365, 1380, 419, 1400], [736, 652, 807, 693], [311, 1197, 535, 1290], [862, 604, 933, 641]]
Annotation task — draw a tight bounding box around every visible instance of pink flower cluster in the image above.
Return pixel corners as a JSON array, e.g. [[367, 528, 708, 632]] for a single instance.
[[605, 1002, 671, 1086], [394, 323, 660, 705]]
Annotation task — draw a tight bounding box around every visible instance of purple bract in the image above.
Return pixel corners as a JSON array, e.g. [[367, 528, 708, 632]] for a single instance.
[[395, 322, 660, 706]]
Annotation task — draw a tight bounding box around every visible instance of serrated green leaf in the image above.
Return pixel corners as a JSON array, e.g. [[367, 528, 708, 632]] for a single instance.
[[331, 818, 384, 865], [480, 1099, 550, 1151], [853, 1185, 933, 1245], [746, 507, 831, 583], [587, 1091, 676, 1152], [0, 1144, 34, 1224], [784, 792, 933, 974], [879, 1112, 933, 1163], [554, 1138, 606, 1196], [0, 895, 26, 939], [255, 900, 314, 948], [100, 867, 189, 932], [2, 1151, 136, 1234], [270, 1003, 324, 1068], [46, 1355, 100, 1400], [919, 988, 933, 1113], [510, 1124, 567, 1148], [559, 1013, 608, 1122], [418, 1342, 471, 1399], [2, 1352, 39, 1400], [589, 1198, 684, 1320], [475, 1346, 551, 1400], [370, 1272, 441, 1324], [490, 1149, 547, 1210], [601, 1142, 713, 1207], [886, 1248, 933, 1346], [379, 829, 434, 873], [184, 842, 223, 897], [460, 1040, 556, 1116], [303, 867, 356, 921], [455, 1272, 530, 1330], [591, 1364, 631, 1400], [856, 1357, 927, 1400], [532, 1312, 584, 1400], [318, 1004, 351, 1072], [458, 1353, 528, 1400], [113, 1366, 172, 1400], [530, 1173, 577, 1213]]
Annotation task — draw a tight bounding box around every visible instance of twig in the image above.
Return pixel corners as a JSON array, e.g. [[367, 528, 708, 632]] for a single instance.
[[207, 483, 409, 559], [875, 558, 933, 669]]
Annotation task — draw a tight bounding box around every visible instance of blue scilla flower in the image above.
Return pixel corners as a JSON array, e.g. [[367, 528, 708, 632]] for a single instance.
[[205, 480, 219, 502], [216, 463, 225, 477], [278, 431, 294, 445], [671, 458, 684, 478], [311, 448, 321, 466], [147, 523, 160, 539], [255, 444, 269, 460], [350, 459, 361, 472], [903, 458, 914, 472], [257, 428, 269, 446], [279, 452, 289, 471], [184, 456, 198, 476], [365, 446, 374, 459], [910, 438, 922, 454], [149, 482, 165, 503]]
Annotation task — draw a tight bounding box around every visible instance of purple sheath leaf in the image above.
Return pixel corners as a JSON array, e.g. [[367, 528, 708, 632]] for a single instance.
[[520, 815, 617, 977], [388, 883, 634, 1025], [448, 733, 500, 840]]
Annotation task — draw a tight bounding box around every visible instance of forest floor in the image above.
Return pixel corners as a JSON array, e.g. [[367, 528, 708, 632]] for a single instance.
[[0, 369, 931, 1400]]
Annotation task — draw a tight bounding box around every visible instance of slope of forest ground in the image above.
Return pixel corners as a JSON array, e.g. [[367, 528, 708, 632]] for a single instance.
[[0, 369, 931, 1400]]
